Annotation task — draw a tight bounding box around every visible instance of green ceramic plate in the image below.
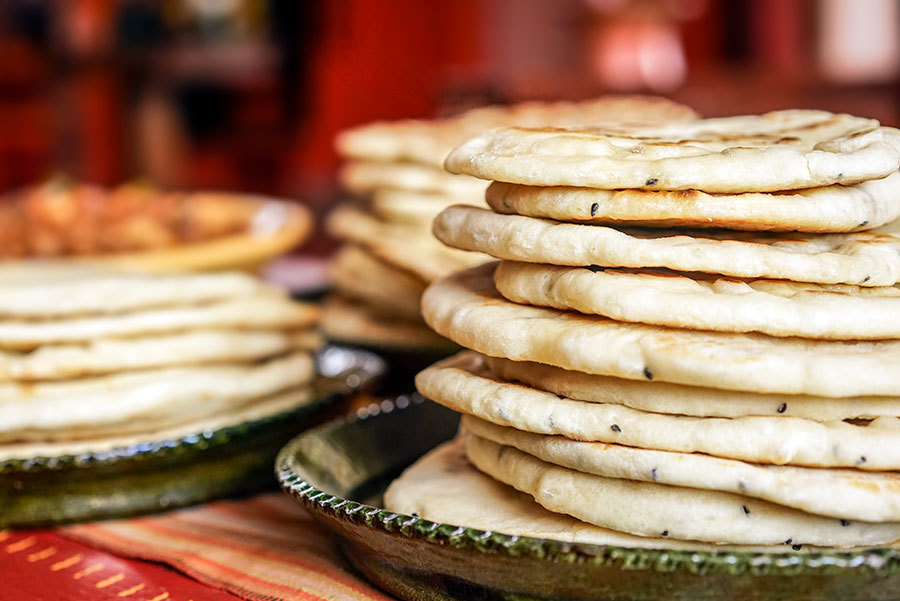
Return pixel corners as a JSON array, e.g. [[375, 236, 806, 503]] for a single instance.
[[1, 345, 384, 528], [277, 396, 900, 601]]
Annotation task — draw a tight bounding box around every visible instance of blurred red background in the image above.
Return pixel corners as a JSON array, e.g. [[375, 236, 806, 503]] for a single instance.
[[1, 0, 898, 229]]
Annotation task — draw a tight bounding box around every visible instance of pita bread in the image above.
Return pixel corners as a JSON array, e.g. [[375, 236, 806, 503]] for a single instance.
[[331, 245, 425, 321], [0, 351, 314, 441], [464, 416, 900, 522], [340, 161, 487, 198], [328, 206, 487, 281], [0, 271, 269, 318], [322, 295, 455, 351], [422, 265, 900, 397], [494, 261, 900, 340], [445, 111, 900, 192], [385, 440, 869, 553], [486, 171, 900, 232], [372, 189, 482, 225], [465, 433, 900, 546], [485, 355, 900, 421], [0, 295, 320, 350], [434, 206, 900, 286], [338, 95, 698, 168], [417, 353, 900, 470], [0, 329, 319, 382], [0, 385, 314, 461]]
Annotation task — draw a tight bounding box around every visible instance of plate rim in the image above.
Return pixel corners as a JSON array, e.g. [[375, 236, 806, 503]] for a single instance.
[[277, 395, 900, 578]]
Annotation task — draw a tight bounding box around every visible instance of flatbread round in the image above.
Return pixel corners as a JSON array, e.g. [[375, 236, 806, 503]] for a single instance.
[[422, 264, 900, 397], [486, 171, 900, 232], [434, 206, 900, 286], [328, 206, 486, 281], [372, 189, 481, 225], [485, 355, 900, 421], [322, 295, 454, 351], [331, 245, 425, 322], [445, 111, 900, 192], [340, 161, 487, 198], [417, 353, 900, 471], [0, 329, 319, 382], [0, 351, 314, 441], [465, 433, 900, 546], [338, 95, 698, 168], [464, 416, 900, 522], [0, 271, 268, 318], [0, 385, 314, 461], [494, 261, 900, 340], [0, 295, 320, 350], [385, 440, 865, 553]]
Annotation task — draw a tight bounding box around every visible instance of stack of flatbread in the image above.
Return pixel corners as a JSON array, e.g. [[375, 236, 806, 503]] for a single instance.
[[324, 96, 698, 351], [388, 109, 900, 550], [0, 267, 322, 462]]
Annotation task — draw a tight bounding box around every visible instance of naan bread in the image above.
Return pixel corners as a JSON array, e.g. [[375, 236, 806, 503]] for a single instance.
[[464, 416, 900, 522], [0, 385, 314, 461], [0, 351, 314, 441], [485, 355, 900, 421], [328, 206, 486, 281], [434, 206, 900, 286], [322, 295, 455, 351], [0, 329, 319, 382], [385, 440, 868, 553], [0, 271, 268, 318], [331, 245, 425, 322], [421, 265, 900, 397], [486, 171, 900, 232], [340, 161, 487, 198], [445, 111, 900, 192], [465, 433, 900, 546], [417, 353, 900, 470], [494, 261, 900, 339], [338, 95, 698, 168], [0, 295, 320, 350], [372, 188, 482, 225]]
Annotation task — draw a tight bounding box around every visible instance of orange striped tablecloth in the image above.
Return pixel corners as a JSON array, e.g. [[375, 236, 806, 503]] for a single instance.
[[61, 493, 395, 601]]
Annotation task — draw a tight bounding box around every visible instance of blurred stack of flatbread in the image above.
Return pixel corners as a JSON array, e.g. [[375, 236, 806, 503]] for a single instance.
[[0, 267, 322, 462], [324, 96, 698, 351], [388, 109, 900, 550]]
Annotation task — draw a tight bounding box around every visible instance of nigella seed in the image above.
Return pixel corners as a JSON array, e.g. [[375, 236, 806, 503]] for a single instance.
[[611, 424, 621, 433], [777, 403, 787, 414], [650, 467, 658, 481], [412, 512, 419, 517], [862, 276, 871, 283], [860, 220, 869, 227], [590, 202, 600, 217], [643, 367, 654, 380], [792, 544, 803, 551], [741, 505, 750, 515], [645, 178, 658, 186], [859, 456, 867, 464], [661, 530, 669, 537], [841, 520, 850, 527], [784, 538, 792, 545]]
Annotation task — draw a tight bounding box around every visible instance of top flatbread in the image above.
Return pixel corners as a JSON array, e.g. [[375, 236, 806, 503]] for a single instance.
[[445, 111, 900, 192], [337, 95, 698, 168], [486, 172, 900, 233]]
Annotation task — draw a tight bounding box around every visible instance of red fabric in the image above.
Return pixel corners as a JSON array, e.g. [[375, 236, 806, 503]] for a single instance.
[[0, 530, 240, 601]]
